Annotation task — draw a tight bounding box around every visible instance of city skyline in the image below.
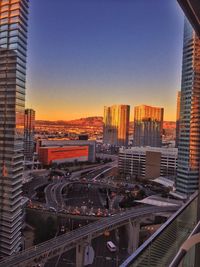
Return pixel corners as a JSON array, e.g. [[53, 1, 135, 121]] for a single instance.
[[26, 0, 183, 121], [0, 1, 200, 266]]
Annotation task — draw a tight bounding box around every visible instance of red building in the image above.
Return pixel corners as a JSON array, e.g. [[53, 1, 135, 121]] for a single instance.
[[38, 146, 89, 165]]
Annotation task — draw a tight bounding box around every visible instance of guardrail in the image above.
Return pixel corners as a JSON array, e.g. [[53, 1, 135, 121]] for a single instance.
[[169, 220, 200, 267], [120, 191, 198, 267], [0, 205, 178, 267]]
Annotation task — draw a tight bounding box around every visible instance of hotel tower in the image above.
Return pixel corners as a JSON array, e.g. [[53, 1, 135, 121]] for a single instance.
[[176, 19, 200, 196], [0, 0, 29, 255], [133, 105, 164, 147], [103, 105, 130, 147]]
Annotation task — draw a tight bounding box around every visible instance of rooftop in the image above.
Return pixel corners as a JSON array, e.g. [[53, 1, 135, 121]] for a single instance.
[[119, 146, 178, 155], [152, 177, 175, 189], [135, 195, 182, 207]]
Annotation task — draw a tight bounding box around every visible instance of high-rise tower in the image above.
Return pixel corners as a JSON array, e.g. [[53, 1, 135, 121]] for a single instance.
[[0, 0, 29, 255], [175, 91, 181, 148], [176, 19, 200, 196], [24, 109, 35, 161], [103, 105, 130, 146], [133, 105, 164, 147]]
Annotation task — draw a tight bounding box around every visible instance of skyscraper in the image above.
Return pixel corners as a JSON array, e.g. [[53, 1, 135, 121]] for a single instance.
[[0, 0, 29, 255], [24, 109, 36, 161], [103, 105, 130, 146], [133, 105, 164, 147], [176, 19, 200, 196], [175, 91, 181, 148]]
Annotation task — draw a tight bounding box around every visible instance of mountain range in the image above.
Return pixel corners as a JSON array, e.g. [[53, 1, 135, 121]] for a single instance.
[[36, 117, 176, 129]]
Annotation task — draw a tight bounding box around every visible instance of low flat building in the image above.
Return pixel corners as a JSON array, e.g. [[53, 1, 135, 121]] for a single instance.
[[152, 177, 175, 191], [38, 146, 89, 165], [118, 147, 177, 180], [37, 139, 96, 163], [135, 195, 182, 207]]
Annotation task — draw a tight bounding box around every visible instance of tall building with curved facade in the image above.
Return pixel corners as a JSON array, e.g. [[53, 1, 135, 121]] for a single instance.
[[176, 19, 200, 196], [0, 0, 29, 255]]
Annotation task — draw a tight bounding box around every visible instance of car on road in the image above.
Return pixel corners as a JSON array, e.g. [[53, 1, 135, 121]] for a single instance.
[[107, 241, 117, 252], [60, 226, 65, 232], [88, 211, 95, 216], [58, 209, 65, 213], [49, 207, 56, 212]]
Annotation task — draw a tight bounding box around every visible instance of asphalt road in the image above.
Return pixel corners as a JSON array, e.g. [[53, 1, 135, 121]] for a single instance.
[[23, 176, 49, 199], [44, 164, 117, 211], [45, 183, 59, 209], [65, 184, 104, 209], [45, 226, 129, 267]]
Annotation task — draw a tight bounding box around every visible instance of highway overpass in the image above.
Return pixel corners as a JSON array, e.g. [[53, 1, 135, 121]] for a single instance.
[[0, 205, 178, 267]]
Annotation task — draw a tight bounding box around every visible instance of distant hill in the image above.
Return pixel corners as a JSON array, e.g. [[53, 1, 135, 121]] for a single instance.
[[36, 117, 103, 127], [36, 117, 175, 129], [66, 116, 103, 126]]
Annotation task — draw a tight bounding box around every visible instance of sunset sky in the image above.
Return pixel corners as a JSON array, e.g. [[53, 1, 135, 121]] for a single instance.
[[26, 0, 184, 121]]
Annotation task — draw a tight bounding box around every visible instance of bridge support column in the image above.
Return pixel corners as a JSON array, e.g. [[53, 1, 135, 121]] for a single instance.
[[87, 234, 92, 245], [76, 243, 85, 267], [126, 220, 140, 254], [115, 228, 119, 243]]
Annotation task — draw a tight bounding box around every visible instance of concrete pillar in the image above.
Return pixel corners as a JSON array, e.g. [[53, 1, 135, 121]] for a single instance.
[[76, 243, 85, 267], [126, 220, 140, 254], [76, 237, 94, 267], [115, 228, 119, 243], [132, 220, 140, 252], [87, 234, 92, 245]]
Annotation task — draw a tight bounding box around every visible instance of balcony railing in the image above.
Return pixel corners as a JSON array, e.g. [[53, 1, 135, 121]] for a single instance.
[[120, 191, 199, 267]]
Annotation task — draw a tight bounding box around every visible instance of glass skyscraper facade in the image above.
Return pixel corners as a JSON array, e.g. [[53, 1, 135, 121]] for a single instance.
[[103, 105, 130, 147], [24, 109, 35, 161], [0, 0, 29, 255], [175, 91, 181, 148], [176, 19, 200, 196], [133, 105, 164, 147]]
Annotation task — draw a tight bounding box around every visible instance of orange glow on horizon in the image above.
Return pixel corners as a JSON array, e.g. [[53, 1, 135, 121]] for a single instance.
[[34, 111, 176, 122]]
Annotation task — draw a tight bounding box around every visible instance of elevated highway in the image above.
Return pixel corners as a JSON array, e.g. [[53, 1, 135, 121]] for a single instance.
[[0, 205, 178, 267]]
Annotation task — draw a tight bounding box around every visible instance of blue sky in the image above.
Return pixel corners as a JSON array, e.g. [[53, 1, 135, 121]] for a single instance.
[[26, 0, 184, 120]]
